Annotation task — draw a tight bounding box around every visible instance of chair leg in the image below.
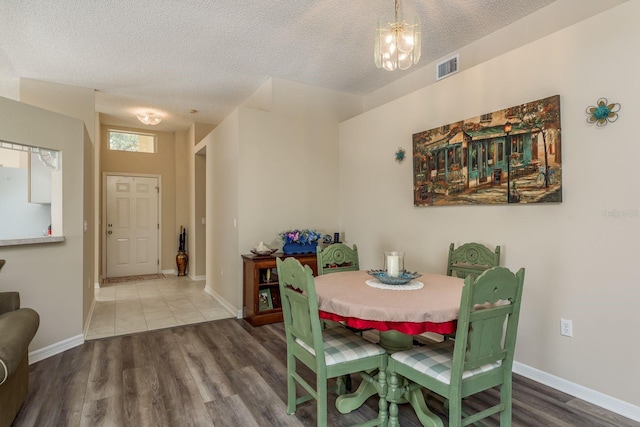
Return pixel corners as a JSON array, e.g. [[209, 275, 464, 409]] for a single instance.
[[500, 379, 513, 426], [318, 375, 328, 427], [287, 356, 297, 414], [448, 396, 463, 427]]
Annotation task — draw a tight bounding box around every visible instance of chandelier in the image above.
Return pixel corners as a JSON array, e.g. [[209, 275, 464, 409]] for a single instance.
[[136, 111, 163, 126], [374, 0, 421, 71]]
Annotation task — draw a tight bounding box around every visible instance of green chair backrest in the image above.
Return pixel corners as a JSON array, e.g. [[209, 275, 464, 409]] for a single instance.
[[453, 266, 525, 382], [446, 242, 501, 279], [316, 243, 359, 275], [277, 257, 325, 364]]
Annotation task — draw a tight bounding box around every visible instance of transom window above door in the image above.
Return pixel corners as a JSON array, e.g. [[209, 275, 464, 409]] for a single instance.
[[108, 130, 156, 153]]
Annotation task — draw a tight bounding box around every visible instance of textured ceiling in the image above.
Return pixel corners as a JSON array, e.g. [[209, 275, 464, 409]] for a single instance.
[[0, 0, 557, 131]]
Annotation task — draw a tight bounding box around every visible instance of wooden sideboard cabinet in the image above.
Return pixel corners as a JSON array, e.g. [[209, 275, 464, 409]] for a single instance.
[[242, 253, 318, 326]]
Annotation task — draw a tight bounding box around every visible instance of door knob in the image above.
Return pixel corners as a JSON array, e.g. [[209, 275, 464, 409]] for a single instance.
[[107, 230, 113, 235]]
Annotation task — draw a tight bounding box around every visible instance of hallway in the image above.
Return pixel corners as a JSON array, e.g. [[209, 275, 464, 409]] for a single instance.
[[86, 275, 234, 340]]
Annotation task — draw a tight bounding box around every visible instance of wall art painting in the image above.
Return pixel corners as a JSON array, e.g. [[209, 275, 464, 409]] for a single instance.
[[413, 95, 561, 206]]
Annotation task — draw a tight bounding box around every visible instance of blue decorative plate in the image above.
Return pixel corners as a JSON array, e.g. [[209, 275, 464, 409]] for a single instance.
[[367, 269, 422, 285]]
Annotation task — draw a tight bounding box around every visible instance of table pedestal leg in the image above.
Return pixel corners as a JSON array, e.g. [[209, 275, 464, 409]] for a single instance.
[[406, 386, 444, 427], [379, 330, 413, 352], [336, 331, 441, 426], [335, 373, 379, 414], [387, 375, 443, 427]]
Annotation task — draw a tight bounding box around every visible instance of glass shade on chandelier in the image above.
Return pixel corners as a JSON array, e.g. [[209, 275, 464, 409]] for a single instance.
[[136, 111, 163, 125], [374, 0, 421, 71]]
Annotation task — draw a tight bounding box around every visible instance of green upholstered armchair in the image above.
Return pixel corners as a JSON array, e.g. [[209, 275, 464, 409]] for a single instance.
[[0, 290, 40, 427]]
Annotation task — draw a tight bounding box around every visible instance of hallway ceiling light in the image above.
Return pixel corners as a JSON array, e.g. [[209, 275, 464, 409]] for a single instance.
[[136, 111, 163, 126], [375, 0, 421, 71]]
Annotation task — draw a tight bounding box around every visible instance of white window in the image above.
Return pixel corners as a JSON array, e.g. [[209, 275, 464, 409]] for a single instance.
[[108, 130, 156, 153]]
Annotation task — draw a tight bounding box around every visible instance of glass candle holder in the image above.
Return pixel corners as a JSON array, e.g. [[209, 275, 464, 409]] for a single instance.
[[384, 251, 405, 277]]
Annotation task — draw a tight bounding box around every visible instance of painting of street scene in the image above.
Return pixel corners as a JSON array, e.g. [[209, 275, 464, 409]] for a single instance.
[[413, 95, 561, 206]]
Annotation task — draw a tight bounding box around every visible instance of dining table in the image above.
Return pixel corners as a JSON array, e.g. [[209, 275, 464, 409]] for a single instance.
[[313, 269, 465, 426]]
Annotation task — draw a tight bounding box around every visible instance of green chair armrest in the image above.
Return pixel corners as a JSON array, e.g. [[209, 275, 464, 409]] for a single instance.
[[0, 308, 39, 385], [0, 292, 20, 315]]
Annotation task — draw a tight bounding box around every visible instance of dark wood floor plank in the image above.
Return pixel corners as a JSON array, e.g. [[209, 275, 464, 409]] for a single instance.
[[172, 325, 236, 403], [84, 337, 123, 401], [123, 365, 170, 427], [121, 331, 153, 370], [146, 327, 213, 426], [205, 393, 262, 427], [196, 321, 246, 372], [227, 364, 305, 426], [79, 395, 125, 427], [567, 397, 640, 427], [13, 318, 640, 427], [51, 340, 96, 427]]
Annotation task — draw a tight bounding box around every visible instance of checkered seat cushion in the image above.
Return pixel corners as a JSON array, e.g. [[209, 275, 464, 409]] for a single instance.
[[296, 326, 385, 366], [391, 340, 501, 384]]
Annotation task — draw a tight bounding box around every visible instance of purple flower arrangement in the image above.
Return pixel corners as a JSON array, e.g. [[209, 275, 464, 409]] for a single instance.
[[279, 229, 322, 245]]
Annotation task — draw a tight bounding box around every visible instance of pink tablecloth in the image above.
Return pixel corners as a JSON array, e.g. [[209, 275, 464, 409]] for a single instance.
[[314, 270, 464, 335]]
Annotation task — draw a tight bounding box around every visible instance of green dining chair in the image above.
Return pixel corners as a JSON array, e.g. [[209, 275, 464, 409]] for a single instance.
[[388, 266, 525, 427], [316, 243, 360, 275], [276, 257, 388, 427], [446, 242, 501, 279], [316, 243, 368, 391]]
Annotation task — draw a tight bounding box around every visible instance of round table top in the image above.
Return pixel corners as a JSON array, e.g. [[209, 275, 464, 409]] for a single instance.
[[314, 270, 464, 325]]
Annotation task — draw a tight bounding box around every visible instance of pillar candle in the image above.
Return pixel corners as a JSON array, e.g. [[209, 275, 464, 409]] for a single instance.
[[387, 255, 400, 277]]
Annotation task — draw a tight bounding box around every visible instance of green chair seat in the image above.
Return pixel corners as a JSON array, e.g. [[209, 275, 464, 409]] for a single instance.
[[390, 340, 501, 385], [295, 326, 385, 366]]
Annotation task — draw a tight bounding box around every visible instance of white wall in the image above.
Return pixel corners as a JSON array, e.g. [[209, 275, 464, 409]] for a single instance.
[[203, 78, 363, 313], [20, 79, 96, 329], [207, 109, 240, 310], [341, 0, 639, 410], [0, 96, 88, 351]]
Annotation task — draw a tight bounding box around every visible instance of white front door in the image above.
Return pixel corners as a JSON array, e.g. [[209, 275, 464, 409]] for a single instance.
[[106, 175, 159, 278]]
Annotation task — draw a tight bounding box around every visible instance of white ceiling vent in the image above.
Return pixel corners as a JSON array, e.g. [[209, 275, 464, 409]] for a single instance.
[[436, 54, 460, 81]]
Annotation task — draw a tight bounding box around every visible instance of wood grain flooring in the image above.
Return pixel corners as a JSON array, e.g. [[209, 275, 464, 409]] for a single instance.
[[13, 319, 639, 427]]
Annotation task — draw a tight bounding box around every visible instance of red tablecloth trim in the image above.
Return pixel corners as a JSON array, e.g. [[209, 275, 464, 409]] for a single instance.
[[319, 311, 457, 335]]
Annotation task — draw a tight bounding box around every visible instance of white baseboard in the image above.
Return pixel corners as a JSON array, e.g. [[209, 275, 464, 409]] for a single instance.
[[513, 362, 640, 422], [190, 274, 206, 280], [204, 285, 242, 318], [29, 334, 84, 365], [162, 269, 175, 275]]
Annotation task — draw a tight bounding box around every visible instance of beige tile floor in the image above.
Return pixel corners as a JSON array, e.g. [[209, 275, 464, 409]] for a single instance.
[[86, 275, 235, 340]]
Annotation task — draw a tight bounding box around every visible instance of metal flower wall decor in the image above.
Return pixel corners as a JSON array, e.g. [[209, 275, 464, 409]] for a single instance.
[[395, 147, 406, 163], [586, 98, 620, 127]]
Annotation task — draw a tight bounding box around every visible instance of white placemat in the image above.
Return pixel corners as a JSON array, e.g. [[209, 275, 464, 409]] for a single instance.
[[365, 279, 424, 290]]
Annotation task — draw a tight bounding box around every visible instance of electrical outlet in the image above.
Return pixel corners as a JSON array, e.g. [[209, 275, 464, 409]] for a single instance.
[[560, 318, 573, 337]]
